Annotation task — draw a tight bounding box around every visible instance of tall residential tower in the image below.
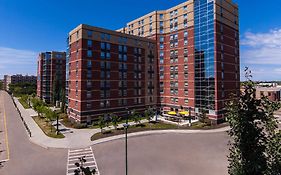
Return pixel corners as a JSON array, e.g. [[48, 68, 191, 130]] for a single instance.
[[37, 51, 66, 104], [119, 0, 239, 122], [66, 25, 157, 123]]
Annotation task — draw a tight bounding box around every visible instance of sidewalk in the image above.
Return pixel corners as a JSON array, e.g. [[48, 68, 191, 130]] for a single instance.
[[13, 97, 230, 149]]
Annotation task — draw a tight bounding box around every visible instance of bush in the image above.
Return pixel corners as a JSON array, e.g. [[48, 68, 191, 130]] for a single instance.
[[73, 123, 88, 129]]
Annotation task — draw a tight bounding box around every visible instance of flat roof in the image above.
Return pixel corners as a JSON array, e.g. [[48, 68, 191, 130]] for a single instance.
[[256, 87, 281, 92]]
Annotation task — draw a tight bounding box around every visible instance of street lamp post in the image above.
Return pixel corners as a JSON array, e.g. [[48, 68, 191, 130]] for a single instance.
[[123, 108, 130, 175], [188, 107, 192, 127], [56, 114, 59, 135], [153, 105, 158, 122]]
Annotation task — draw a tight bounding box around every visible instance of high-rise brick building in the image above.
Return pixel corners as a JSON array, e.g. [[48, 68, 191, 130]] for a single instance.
[[118, 0, 239, 122], [66, 25, 157, 123], [67, 0, 239, 123], [37, 51, 66, 104]]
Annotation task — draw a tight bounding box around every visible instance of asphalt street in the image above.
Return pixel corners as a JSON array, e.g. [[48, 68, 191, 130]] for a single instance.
[[0, 91, 67, 175], [93, 132, 230, 175]]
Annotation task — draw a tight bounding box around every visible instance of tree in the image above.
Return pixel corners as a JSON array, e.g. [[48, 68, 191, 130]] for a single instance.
[[74, 156, 97, 175], [45, 109, 57, 132], [145, 108, 153, 123], [104, 114, 111, 128], [226, 68, 281, 175], [98, 116, 105, 133], [131, 111, 141, 125], [111, 113, 119, 129], [0, 81, 3, 90]]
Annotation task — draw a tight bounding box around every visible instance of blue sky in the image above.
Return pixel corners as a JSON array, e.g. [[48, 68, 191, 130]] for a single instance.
[[0, 0, 281, 81]]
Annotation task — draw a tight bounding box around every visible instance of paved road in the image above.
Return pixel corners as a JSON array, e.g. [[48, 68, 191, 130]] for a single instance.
[[0, 91, 67, 175], [93, 132, 230, 175], [0, 92, 8, 162]]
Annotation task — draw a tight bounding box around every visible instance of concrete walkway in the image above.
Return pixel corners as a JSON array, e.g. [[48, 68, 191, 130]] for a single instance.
[[13, 97, 230, 149]]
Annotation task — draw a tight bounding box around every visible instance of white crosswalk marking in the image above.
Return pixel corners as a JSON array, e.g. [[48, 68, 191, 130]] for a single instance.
[[66, 147, 100, 175]]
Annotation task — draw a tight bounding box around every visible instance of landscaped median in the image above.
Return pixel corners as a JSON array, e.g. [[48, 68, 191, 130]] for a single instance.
[[91, 121, 229, 141], [18, 97, 30, 109], [33, 116, 65, 139]]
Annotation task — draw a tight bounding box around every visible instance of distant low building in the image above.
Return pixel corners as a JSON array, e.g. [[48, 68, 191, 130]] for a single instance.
[[256, 87, 281, 102], [257, 82, 278, 87], [3, 74, 37, 91]]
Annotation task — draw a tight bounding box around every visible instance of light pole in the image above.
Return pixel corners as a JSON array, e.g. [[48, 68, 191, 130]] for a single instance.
[[188, 107, 192, 127], [153, 105, 158, 122], [56, 114, 59, 135], [123, 108, 130, 175]]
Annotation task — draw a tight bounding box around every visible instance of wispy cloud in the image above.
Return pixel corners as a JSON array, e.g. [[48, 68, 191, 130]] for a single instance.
[[0, 47, 37, 78], [0, 47, 37, 65], [241, 29, 281, 65]]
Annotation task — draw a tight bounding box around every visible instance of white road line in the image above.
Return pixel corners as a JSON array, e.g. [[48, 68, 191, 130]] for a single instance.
[[68, 161, 96, 166], [91, 146, 100, 175], [68, 151, 93, 155], [69, 148, 91, 153], [67, 165, 96, 171], [66, 149, 70, 175], [68, 154, 93, 159]]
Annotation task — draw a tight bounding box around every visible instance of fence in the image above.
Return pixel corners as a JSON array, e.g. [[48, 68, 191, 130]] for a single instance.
[[10, 95, 32, 137]]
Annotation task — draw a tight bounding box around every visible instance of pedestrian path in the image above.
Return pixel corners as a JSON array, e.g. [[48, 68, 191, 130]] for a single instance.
[[12, 94, 231, 149], [66, 147, 99, 175]]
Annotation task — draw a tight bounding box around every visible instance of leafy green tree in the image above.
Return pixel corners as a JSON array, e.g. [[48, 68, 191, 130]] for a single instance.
[[145, 108, 153, 123], [74, 156, 97, 175], [111, 113, 119, 129], [226, 69, 281, 175], [0, 81, 3, 90], [98, 116, 105, 133], [8, 82, 36, 96], [132, 111, 141, 125], [45, 109, 57, 131]]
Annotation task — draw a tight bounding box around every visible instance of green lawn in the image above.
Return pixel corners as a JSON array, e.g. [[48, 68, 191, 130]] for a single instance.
[[18, 97, 30, 109], [91, 121, 228, 141], [33, 116, 65, 139]]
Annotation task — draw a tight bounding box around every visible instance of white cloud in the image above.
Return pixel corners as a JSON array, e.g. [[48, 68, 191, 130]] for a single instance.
[[241, 29, 281, 48], [241, 29, 281, 65], [0, 47, 37, 78], [0, 47, 37, 65]]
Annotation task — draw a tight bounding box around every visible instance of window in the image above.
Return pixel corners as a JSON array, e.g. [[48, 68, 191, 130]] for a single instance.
[[86, 103, 91, 109], [87, 30, 93, 37], [87, 40, 92, 47], [86, 81, 92, 88], [183, 14, 187, 19], [87, 50, 92, 57], [170, 11, 173, 18], [87, 70, 92, 78], [101, 42, 106, 50], [106, 52, 110, 59], [101, 52, 105, 59], [183, 5, 187, 11], [86, 91, 92, 99], [159, 14, 164, 20], [87, 60, 92, 68], [160, 36, 164, 42]]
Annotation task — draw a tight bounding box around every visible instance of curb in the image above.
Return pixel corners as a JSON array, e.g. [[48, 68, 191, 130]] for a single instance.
[[91, 126, 230, 146]]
